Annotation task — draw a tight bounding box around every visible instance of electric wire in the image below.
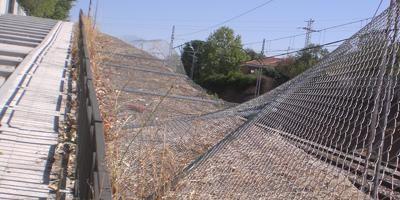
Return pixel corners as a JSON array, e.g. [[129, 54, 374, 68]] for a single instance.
[[176, 0, 275, 37], [174, 17, 371, 49]]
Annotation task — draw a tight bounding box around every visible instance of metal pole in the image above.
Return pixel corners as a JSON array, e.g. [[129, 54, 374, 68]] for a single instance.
[[371, 1, 399, 199], [362, 1, 397, 198], [169, 25, 175, 58], [261, 38, 266, 56], [254, 69, 260, 97], [93, 0, 100, 28], [258, 39, 266, 96], [190, 53, 197, 80], [167, 25, 175, 68], [302, 19, 316, 48], [88, 0, 93, 17], [189, 43, 196, 80], [255, 39, 266, 97]]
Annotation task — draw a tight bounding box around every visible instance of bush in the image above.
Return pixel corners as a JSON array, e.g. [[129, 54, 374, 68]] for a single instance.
[[18, 0, 75, 20], [199, 71, 256, 91], [277, 44, 329, 78], [263, 68, 282, 79], [263, 68, 289, 84]]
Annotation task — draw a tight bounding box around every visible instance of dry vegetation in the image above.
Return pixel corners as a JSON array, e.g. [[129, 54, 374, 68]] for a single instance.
[[80, 16, 369, 200], [80, 16, 237, 199], [163, 125, 369, 200]]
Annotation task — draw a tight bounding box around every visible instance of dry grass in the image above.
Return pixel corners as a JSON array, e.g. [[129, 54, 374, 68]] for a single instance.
[[107, 115, 244, 199], [79, 15, 241, 199], [78, 16, 369, 200], [81, 16, 122, 196], [163, 125, 369, 200]]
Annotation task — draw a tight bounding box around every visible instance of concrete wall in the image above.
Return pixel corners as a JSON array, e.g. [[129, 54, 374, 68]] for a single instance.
[[0, 0, 26, 16], [0, 0, 8, 15]]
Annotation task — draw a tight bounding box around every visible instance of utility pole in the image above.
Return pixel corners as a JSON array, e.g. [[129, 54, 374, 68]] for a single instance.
[[301, 19, 316, 48], [166, 25, 175, 68], [255, 38, 266, 97], [188, 43, 197, 80], [93, 0, 100, 28], [169, 25, 175, 59], [261, 38, 266, 56], [88, 0, 93, 17]]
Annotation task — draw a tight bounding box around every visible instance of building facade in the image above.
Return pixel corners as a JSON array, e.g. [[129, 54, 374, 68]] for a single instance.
[[240, 57, 286, 74]]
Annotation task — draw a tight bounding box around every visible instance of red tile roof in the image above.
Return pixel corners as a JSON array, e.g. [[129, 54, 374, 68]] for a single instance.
[[241, 57, 287, 69]]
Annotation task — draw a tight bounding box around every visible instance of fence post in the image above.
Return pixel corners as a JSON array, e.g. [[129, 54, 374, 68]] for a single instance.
[[362, 1, 399, 199]]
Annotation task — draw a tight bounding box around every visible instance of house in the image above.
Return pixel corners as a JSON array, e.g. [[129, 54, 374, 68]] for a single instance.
[[0, 0, 26, 15], [240, 57, 285, 74]]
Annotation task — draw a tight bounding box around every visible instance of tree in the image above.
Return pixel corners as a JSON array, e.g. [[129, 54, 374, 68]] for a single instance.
[[245, 48, 265, 60], [277, 44, 329, 78], [199, 26, 249, 80], [179, 27, 256, 97], [17, 0, 75, 20], [181, 40, 206, 81], [51, 0, 74, 20]]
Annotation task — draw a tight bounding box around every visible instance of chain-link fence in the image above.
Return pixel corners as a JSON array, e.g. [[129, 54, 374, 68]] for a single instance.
[[99, 1, 400, 199], [136, 2, 400, 199]]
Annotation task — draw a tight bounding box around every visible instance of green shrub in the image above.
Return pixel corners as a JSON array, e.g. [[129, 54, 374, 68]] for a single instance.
[[263, 68, 289, 84], [18, 0, 75, 20], [199, 71, 256, 91]]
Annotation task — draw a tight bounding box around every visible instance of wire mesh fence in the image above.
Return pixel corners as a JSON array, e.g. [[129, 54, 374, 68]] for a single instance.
[[139, 2, 400, 199], [95, 1, 400, 199]]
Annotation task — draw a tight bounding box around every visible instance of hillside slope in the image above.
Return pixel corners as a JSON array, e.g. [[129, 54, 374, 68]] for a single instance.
[[89, 32, 244, 198]]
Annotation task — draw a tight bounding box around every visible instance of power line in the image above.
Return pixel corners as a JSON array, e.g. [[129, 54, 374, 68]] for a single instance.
[[256, 44, 340, 53], [174, 17, 372, 49], [267, 38, 348, 58], [174, 16, 375, 53], [373, 0, 384, 18], [242, 17, 372, 46], [318, 17, 372, 32], [176, 0, 275, 37], [177, 38, 347, 62]]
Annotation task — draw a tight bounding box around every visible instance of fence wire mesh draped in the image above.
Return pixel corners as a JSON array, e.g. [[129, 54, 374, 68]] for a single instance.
[[115, 2, 400, 200]]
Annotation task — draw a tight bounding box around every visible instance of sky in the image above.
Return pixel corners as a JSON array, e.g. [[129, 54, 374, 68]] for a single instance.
[[70, 0, 389, 55]]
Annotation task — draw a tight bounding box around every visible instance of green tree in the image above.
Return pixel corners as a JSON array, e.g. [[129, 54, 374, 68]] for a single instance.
[[181, 40, 206, 81], [18, 0, 75, 20], [245, 48, 265, 60], [277, 44, 329, 78], [51, 0, 74, 20], [200, 26, 249, 80], [179, 27, 256, 97]]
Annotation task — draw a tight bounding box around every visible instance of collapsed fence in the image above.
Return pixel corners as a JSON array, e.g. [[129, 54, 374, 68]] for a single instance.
[[74, 10, 112, 199], [107, 1, 400, 199], [161, 2, 400, 199], [73, 1, 400, 199]]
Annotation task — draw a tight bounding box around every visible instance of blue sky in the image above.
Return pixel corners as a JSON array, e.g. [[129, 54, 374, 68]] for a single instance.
[[70, 0, 389, 54]]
